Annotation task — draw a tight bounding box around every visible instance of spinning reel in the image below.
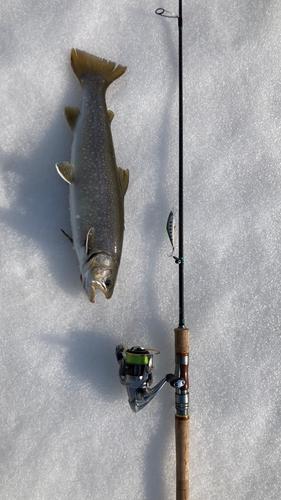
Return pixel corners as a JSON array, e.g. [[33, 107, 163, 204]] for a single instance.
[[116, 345, 184, 413]]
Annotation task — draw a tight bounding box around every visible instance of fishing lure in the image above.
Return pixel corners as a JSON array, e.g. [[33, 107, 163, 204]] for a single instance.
[[166, 211, 176, 256]]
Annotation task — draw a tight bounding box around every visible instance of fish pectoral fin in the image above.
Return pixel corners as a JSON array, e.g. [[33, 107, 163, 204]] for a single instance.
[[60, 228, 73, 244], [85, 227, 95, 255], [65, 107, 80, 131], [108, 110, 114, 123], [118, 167, 129, 196], [56, 162, 74, 185]]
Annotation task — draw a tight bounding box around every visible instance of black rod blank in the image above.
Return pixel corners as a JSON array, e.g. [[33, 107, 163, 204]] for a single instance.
[[155, 1, 185, 328], [178, 0, 185, 329]]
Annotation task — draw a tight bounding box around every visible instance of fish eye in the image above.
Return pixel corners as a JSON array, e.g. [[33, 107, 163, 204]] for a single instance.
[[105, 279, 112, 288]]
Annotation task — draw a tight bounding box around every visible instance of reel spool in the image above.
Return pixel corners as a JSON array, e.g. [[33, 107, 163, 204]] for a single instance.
[[116, 345, 184, 413]]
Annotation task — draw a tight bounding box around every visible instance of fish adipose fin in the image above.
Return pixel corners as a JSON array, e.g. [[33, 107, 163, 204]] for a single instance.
[[56, 162, 74, 185], [118, 167, 129, 196], [71, 49, 127, 87], [85, 227, 95, 255], [65, 107, 80, 131], [108, 110, 114, 123]]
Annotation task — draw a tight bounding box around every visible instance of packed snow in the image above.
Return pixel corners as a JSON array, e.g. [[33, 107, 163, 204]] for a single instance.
[[0, 0, 280, 499]]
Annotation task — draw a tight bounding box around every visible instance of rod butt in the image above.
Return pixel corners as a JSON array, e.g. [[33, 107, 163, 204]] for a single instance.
[[175, 415, 189, 500]]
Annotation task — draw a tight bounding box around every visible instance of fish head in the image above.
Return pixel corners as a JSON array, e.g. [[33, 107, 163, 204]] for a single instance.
[[81, 252, 118, 302]]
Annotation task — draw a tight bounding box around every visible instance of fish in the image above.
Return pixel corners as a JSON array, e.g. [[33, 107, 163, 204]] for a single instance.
[[56, 49, 129, 303]]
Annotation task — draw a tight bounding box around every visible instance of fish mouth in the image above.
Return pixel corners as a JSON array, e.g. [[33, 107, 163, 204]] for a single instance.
[[82, 256, 115, 302], [84, 274, 113, 302], [91, 280, 111, 302]]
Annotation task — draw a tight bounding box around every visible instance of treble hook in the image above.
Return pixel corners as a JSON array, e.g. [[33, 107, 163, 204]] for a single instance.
[[155, 7, 178, 19]]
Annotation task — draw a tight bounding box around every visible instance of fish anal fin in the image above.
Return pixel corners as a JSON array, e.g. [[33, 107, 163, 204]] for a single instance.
[[118, 167, 129, 196], [108, 110, 114, 123], [85, 227, 95, 255], [55, 162, 74, 185], [65, 107, 80, 131]]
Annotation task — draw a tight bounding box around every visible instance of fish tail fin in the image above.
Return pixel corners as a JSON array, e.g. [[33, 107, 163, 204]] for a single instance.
[[71, 49, 126, 86]]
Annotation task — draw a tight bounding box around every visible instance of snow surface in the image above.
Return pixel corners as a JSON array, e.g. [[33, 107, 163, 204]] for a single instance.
[[1, 0, 281, 499]]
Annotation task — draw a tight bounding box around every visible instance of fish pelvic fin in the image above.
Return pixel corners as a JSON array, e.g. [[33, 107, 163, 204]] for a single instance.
[[56, 162, 74, 185], [118, 167, 129, 196], [65, 106, 80, 131], [71, 49, 126, 87]]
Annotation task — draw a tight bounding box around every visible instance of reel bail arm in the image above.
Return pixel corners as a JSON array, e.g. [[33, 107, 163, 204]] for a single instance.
[[116, 345, 184, 413]]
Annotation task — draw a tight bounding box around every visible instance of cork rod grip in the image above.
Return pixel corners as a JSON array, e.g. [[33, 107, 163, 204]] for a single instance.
[[174, 327, 189, 355], [175, 415, 190, 500], [174, 328, 190, 500]]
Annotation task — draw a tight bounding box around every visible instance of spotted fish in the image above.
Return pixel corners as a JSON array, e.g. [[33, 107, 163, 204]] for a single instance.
[[56, 49, 129, 302]]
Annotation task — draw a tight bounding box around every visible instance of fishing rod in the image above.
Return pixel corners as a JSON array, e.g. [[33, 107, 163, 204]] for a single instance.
[[156, 4, 190, 499], [116, 2, 189, 499]]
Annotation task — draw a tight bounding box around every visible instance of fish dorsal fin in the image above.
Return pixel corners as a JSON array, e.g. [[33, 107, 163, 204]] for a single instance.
[[56, 162, 74, 185], [65, 107, 80, 131], [118, 167, 129, 196], [85, 227, 95, 255], [108, 110, 114, 123]]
